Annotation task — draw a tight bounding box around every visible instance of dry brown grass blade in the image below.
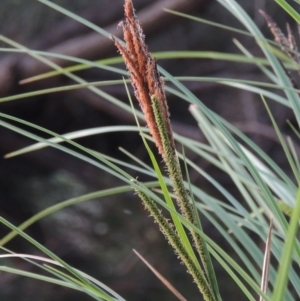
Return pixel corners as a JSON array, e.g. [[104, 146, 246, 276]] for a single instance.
[[259, 219, 273, 301], [133, 249, 188, 301]]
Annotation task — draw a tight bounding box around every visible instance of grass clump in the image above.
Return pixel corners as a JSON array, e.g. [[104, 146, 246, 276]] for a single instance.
[[0, 0, 300, 300]]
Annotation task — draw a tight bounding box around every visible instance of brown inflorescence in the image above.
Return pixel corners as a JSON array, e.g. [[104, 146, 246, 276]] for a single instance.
[[113, 0, 174, 156]]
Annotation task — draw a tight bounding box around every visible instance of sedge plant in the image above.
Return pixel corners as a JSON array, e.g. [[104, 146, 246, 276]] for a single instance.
[[0, 0, 299, 300]]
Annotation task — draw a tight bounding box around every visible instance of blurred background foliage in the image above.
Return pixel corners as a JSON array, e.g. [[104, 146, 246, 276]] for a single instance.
[[0, 0, 298, 300]]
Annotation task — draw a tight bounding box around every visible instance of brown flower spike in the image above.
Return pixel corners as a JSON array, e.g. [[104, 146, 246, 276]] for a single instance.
[[259, 10, 300, 64], [113, 0, 174, 157], [259, 10, 300, 91]]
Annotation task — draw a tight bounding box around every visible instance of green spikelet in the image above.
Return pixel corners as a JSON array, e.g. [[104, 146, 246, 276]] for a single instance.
[[133, 179, 214, 301], [151, 95, 212, 288]]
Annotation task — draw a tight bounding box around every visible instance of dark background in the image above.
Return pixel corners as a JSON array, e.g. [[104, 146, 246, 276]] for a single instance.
[[0, 0, 297, 300]]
